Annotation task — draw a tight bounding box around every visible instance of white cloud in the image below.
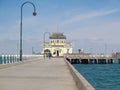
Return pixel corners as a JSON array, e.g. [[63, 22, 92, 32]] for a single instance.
[[66, 21, 120, 44], [61, 8, 120, 26]]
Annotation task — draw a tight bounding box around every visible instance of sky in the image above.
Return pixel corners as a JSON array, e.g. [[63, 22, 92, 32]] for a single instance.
[[0, 0, 120, 54]]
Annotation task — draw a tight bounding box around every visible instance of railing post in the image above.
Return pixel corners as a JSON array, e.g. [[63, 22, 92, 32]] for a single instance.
[[0, 55, 2, 64], [4, 55, 7, 64]]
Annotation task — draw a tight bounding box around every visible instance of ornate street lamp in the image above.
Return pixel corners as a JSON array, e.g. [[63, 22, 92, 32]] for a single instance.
[[20, 1, 37, 61]]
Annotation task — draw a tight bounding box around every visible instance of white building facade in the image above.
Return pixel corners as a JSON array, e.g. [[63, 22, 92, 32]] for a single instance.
[[44, 33, 72, 57]]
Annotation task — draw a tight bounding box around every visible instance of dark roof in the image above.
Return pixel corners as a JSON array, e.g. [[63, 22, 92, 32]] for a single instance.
[[50, 33, 66, 39]]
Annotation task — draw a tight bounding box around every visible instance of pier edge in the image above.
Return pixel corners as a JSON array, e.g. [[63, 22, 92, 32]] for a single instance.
[[65, 59, 95, 90]]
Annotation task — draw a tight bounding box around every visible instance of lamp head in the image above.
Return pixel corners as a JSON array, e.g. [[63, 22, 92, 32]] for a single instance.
[[33, 12, 37, 16]]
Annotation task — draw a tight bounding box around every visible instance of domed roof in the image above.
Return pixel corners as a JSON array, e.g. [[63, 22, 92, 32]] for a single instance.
[[50, 33, 66, 39]]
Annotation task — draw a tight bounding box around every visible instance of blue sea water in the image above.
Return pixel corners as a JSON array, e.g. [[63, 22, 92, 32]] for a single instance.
[[73, 64, 120, 90]]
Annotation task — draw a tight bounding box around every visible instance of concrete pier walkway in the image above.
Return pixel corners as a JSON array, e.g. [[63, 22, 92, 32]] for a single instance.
[[0, 58, 78, 90]]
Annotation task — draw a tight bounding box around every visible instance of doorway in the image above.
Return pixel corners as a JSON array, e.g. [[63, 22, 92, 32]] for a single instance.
[[57, 50, 59, 56]]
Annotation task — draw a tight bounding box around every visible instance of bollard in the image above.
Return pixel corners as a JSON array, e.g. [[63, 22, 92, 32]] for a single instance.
[[8, 55, 11, 64], [7, 55, 9, 64], [0, 55, 2, 64], [3, 55, 7, 64], [14, 55, 16, 62], [2, 55, 4, 64], [15, 55, 17, 62], [10, 55, 13, 64], [17, 55, 20, 62], [12, 55, 14, 63]]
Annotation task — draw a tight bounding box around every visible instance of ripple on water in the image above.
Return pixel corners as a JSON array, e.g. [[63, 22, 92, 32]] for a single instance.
[[73, 64, 120, 90]]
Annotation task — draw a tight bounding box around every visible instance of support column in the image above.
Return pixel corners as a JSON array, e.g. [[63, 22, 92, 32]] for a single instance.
[[118, 59, 120, 64]]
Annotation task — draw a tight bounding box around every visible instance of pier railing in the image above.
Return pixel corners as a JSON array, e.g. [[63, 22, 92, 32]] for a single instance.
[[0, 54, 43, 65], [0, 55, 19, 64], [64, 53, 120, 64]]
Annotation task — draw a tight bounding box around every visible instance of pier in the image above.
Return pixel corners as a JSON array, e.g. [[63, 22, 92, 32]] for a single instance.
[[0, 57, 95, 90], [64, 53, 120, 64]]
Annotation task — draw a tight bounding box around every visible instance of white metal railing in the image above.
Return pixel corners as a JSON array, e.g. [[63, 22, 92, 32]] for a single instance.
[[0, 54, 43, 64]]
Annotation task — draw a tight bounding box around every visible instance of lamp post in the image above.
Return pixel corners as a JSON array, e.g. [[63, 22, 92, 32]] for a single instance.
[[20, 1, 37, 61], [43, 32, 51, 59]]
